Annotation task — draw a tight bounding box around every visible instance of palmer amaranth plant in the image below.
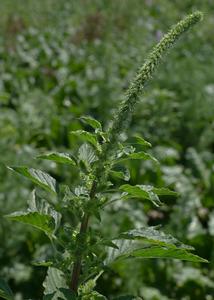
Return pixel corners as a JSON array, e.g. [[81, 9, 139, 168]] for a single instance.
[[2, 11, 207, 300]]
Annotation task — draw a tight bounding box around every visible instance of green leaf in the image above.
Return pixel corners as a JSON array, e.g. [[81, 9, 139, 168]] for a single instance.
[[8, 166, 57, 194], [152, 187, 178, 196], [80, 116, 102, 130], [27, 190, 61, 233], [6, 211, 55, 237], [43, 268, 71, 300], [37, 152, 76, 165], [125, 151, 158, 163], [78, 143, 98, 166], [106, 239, 208, 265], [117, 227, 193, 250], [110, 169, 130, 181], [132, 247, 208, 262], [135, 135, 152, 147], [120, 185, 177, 207], [120, 184, 162, 207], [70, 130, 101, 151], [106, 239, 135, 264], [0, 279, 14, 300]]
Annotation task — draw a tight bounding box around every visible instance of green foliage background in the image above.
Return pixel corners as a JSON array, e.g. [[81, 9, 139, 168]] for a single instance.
[[0, 0, 213, 299]]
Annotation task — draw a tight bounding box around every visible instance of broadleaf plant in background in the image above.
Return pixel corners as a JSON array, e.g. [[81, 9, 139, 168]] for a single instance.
[[3, 11, 207, 299]]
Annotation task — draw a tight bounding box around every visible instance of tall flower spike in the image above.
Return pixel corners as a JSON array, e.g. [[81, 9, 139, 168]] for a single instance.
[[71, 12, 203, 292], [107, 11, 203, 148]]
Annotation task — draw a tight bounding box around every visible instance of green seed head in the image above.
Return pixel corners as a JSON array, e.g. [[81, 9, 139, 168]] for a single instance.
[[108, 11, 203, 147]]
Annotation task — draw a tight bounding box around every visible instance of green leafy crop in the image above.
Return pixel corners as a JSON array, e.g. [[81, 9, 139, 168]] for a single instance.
[[2, 11, 206, 300]]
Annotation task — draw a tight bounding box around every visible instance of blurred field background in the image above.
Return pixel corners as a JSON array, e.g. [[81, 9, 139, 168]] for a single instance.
[[0, 0, 214, 299]]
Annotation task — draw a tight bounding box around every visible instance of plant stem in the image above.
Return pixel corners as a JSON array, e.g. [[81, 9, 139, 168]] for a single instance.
[[70, 11, 203, 294], [70, 180, 97, 293]]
